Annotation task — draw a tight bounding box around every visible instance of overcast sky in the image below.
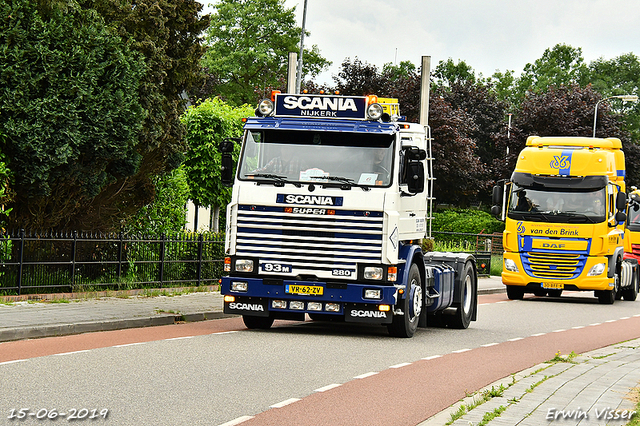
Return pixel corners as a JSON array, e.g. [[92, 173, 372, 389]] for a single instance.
[[201, 0, 640, 86]]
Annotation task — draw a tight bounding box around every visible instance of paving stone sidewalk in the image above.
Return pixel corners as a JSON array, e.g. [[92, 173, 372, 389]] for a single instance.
[[421, 339, 640, 426]]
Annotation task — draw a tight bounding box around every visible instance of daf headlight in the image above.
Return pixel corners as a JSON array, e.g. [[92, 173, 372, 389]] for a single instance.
[[257, 99, 274, 116], [235, 259, 254, 273], [367, 103, 384, 120], [504, 259, 519, 272], [588, 263, 606, 276], [364, 266, 384, 280]]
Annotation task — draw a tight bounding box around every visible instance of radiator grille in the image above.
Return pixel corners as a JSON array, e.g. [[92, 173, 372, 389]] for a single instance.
[[522, 252, 586, 279], [235, 205, 384, 279]]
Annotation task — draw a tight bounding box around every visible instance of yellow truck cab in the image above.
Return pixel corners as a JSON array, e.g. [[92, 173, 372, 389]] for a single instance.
[[492, 136, 638, 304]]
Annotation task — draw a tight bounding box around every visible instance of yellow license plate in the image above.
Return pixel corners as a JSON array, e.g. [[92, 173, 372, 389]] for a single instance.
[[542, 282, 564, 290], [285, 284, 323, 296]]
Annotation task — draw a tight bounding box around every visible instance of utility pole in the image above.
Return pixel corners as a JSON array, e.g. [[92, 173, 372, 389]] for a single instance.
[[295, 0, 308, 94]]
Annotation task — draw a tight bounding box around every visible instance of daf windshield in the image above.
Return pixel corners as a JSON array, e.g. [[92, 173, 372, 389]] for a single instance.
[[238, 129, 394, 187], [507, 185, 607, 224]]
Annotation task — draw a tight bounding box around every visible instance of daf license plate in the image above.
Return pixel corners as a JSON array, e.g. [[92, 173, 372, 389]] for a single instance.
[[542, 282, 564, 290], [285, 284, 323, 296]]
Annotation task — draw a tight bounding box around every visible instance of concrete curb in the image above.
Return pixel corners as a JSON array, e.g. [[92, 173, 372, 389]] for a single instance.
[[0, 311, 237, 343]]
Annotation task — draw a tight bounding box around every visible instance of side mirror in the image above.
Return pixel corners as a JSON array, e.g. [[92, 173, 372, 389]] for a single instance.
[[406, 162, 425, 193], [616, 211, 627, 223], [491, 205, 502, 218], [221, 154, 234, 187], [492, 184, 503, 206], [219, 138, 239, 153], [406, 147, 427, 161], [616, 191, 627, 212]]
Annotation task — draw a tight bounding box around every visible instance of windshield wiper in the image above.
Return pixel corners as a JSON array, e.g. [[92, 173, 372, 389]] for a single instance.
[[247, 174, 301, 188], [310, 175, 370, 191], [559, 211, 598, 224]]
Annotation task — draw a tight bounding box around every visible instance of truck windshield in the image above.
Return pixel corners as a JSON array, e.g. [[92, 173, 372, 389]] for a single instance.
[[507, 185, 606, 224], [238, 129, 394, 187]]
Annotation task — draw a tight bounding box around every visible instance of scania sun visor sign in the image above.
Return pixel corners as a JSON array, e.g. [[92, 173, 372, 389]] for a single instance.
[[274, 94, 367, 119]]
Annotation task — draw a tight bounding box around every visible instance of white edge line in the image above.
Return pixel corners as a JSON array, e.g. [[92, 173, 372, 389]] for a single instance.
[[590, 323, 602, 326], [620, 317, 630, 320], [452, 348, 471, 354], [53, 350, 91, 356], [605, 320, 617, 323], [552, 329, 566, 333], [508, 337, 524, 342], [314, 383, 341, 392], [422, 354, 443, 360], [354, 372, 378, 379], [270, 398, 300, 409], [531, 333, 546, 337], [634, 314, 640, 318], [481, 343, 499, 347], [390, 362, 412, 369], [214, 331, 239, 335], [0, 359, 27, 366], [571, 326, 585, 330], [113, 342, 146, 348], [218, 415, 254, 426], [165, 336, 195, 341]]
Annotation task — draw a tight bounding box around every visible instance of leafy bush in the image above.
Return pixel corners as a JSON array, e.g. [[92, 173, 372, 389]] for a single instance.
[[432, 208, 504, 235]]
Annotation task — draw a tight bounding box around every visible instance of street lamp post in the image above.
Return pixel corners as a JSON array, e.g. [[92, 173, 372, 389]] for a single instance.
[[295, 0, 308, 94], [592, 94, 639, 138]]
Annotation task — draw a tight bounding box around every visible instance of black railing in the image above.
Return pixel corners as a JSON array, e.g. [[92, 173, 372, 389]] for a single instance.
[[0, 230, 225, 295]]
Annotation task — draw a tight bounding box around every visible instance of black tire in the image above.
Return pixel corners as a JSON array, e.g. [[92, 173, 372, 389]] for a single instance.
[[242, 315, 274, 329], [621, 273, 639, 301], [506, 285, 525, 300], [388, 263, 422, 338], [447, 261, 476, 329], [547, 289, 563, 298], [598, 259, 621, 305]]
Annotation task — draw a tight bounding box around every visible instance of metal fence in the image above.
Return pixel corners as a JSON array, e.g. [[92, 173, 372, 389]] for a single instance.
[[0, 230, 226, 295], [0, 229, 503, 295]]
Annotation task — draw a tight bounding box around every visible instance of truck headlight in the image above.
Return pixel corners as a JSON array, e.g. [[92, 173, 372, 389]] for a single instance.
[[235, 259, 254, 273], [504, 259, 519, 272], [588, 263, 606, 276], [257, 99, 274, 116], [367, 103, 384, 120], [364, 289, 382, 299], [325, 303, 340, 312], [230, 281, 248, 292], [364, 266, 384, 280]]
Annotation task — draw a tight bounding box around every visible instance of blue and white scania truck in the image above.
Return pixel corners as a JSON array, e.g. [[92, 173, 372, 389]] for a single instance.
[[219, 57, 478, 337]]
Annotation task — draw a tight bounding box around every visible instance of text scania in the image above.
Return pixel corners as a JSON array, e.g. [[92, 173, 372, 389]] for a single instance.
[[283, 96, 358, 112], [350, 310, 388, 318], [286, 195, 334, 205], [229, 302, 264, 312]]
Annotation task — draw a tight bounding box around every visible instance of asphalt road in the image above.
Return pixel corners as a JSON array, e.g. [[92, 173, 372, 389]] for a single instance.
[[1, 291, 640, 426]]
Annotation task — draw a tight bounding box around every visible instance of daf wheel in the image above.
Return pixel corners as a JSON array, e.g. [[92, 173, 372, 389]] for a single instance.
[[243, 315, 274, 329], [447, 261, 476, 329], [598, 259, 621, 305], [506, 285, 524, 300], [621, 272, 639, 301], [388, 263, 422, 338]]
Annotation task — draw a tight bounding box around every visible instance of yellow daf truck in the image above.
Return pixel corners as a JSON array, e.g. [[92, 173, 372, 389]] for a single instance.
[[492, 136, 638, 304]]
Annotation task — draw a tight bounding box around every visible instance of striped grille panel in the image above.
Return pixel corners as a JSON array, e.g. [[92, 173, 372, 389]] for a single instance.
[[522, 252, 587, 279], [236, 206, 384, 279]]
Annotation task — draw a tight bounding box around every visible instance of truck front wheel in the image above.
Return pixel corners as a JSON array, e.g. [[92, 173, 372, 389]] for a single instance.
[[447, 261, 477, 329], [388, 263, 422, 338], [243, 315, 274, 329], [506, 285, 524, 300]]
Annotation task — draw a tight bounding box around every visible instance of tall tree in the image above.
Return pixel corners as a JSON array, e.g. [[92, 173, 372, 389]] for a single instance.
[[1, 0, 145, 230], [201, 0, 330, 106], [181, 98, 254, 232], [0, 0, 209, 231], [587, 53, 640, 141]]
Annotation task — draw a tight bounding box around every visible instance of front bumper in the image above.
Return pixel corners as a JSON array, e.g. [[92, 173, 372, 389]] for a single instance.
[[501, 252, 614, 291], [221, 276, 398, 323]]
